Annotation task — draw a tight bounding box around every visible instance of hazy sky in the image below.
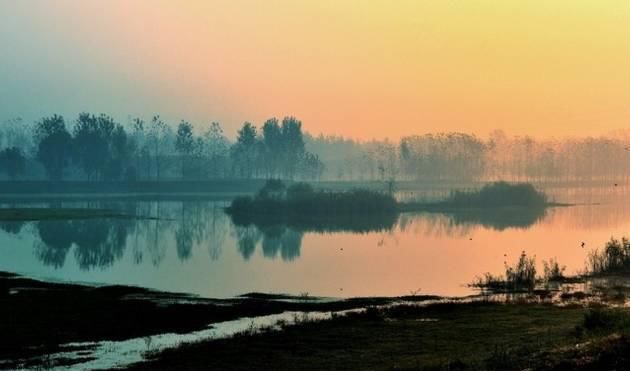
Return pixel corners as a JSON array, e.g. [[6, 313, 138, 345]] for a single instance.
[[2, 1, 630, 139]]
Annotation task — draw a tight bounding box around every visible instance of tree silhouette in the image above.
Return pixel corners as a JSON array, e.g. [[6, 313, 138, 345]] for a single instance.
[[132, 118, 151, 180], [280, 117, 305, 179], [0, 147, 25, 179], [232, 122, 258, 178], [175, 121, 195, 178], [203, 122, 230, 178], [261, 118, 282, 177], [149, 115, 168, 180], [34, 115, 72, 180], [72, 113, 108, 180], [71, 114, 133, 180]]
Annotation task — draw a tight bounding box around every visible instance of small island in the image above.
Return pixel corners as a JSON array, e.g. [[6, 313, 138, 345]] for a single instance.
[[399, 181, 567, 212], [225, 180, 399, 232], [227, 180, 563, 217]]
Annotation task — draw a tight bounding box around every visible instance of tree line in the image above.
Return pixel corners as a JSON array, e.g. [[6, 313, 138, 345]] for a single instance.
[[2, 115, 630, 184], [0, 114, 324, 181], [308, 130, 630, 184]]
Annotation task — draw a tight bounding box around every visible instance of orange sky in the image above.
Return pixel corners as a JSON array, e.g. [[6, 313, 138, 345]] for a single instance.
[[2, 1, 630, 139]]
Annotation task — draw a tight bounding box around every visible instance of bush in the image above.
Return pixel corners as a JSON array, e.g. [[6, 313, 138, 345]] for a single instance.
[[230, 196, 255, 211], [543, 258, 565, 281], [228, 181, 397, 216], [505, 252, 537, 290], [588, 237, 630, 274], [256, 179, 287, 200], [445, 182, 548, 208], [473, 252, 538, 292], [286, 182, 314, 201]]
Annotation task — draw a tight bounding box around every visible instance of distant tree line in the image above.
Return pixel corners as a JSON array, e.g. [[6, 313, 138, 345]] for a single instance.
[[2, 115, 630, 184], [307, 130, 630, 184]]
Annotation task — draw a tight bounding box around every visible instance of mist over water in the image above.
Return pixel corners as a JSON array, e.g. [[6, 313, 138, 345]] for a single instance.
[[1, 185, 628, 298]]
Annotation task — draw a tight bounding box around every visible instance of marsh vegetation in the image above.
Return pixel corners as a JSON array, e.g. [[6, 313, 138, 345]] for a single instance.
[[400, 181, 554, 211], [229, 180, 556, 219], [228, 180, 398, 216], [587, 237, 630, 275], [226, 180, 399, 234], [472, 252, 566, 292], [473, 235, 630, 296]]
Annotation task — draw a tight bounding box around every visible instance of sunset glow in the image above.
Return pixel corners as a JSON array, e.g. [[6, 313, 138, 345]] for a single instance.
[[2, 1, 630, 138]]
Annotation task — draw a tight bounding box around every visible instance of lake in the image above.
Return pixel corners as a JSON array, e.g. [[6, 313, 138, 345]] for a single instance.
[[1, 185, 629, 298]]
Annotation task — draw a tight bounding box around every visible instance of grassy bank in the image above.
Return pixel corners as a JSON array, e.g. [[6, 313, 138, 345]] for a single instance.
[[0, 272, 432, 368], [130, 302, 630, 371], [4, 270, 630, 370]]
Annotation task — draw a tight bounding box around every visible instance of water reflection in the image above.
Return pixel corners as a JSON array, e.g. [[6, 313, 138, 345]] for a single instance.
[[19, 200, 407, 270], [2, 186, 630, 297], [35, 221, 76, 268], [257, 225, 303, 261], [228, 224, 304, 262], [0, 200, 593, 271], [0, 220, 25, 235], [23, 201, 235, 269], [444, 207, 547, 231], [34, 218, 133, 269], [229, 212, 399, 234], [229, 211, 398, 261]]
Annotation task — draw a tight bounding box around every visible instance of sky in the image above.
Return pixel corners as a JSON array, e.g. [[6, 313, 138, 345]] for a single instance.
[[1, 0, 630, 140]]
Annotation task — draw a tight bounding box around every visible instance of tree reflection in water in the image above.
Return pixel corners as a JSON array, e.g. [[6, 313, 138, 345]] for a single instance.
[[229, 211, 398, 261], [236, 224, 304, 262], [0, 221, 25, 235], [28, 200, 234, 270], [35, 221, 75, 268], [8, 199, 552, 271]]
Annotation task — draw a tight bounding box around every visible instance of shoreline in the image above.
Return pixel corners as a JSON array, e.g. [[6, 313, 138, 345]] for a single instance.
[[0, 271, 441, 369], [3, 269, 630, 370]]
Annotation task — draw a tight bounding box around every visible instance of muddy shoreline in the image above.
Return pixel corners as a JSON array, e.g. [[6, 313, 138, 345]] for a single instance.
[[0, 271, 439, 369], [4, 270, 630, 370]]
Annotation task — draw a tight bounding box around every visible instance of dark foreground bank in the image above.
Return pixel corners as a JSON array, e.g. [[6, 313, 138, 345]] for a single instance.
[[0, 272, 435, 369], [3, 272, 630, 370], [130, 301, 630, 371], [130, 302, 627, 371]]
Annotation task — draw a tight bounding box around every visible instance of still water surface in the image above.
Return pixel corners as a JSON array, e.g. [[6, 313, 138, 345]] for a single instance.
[[1, 186, 629, 298]]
